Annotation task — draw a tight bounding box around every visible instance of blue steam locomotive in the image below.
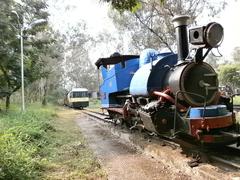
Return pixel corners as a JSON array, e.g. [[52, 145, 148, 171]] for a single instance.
[[95, 15, 240, 145]]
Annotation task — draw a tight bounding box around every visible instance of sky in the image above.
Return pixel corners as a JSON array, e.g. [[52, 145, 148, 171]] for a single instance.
[[47, 0, 114, 35], [217, 0, 240, 59], [47, 0, 240, 61]]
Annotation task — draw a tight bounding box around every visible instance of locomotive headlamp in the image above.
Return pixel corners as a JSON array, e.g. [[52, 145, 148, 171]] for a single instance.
[[205, 23, 224, 47], [189, 22, 224, 48]]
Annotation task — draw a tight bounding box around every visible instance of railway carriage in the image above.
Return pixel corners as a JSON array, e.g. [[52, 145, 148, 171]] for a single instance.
[[64, 88, 89, 109], [95, 15, 240, 145]]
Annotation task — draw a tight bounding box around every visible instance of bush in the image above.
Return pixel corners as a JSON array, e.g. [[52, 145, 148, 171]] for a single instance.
[[0, 104, 56, 179], [234, 96, 240, 105], [89, 98, 101, 109], [0, 133, 38, 179]]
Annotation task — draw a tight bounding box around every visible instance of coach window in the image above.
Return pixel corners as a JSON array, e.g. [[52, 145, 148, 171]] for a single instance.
[[80, 91, 88, 97], [73, 92, 81, 98], [70, 92, 73, 98]]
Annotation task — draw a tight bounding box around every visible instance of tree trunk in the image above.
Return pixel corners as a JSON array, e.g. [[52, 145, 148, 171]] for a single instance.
[[42, 79, 48, 106], [42, 94, 47, 106], [6, 95, 10, 110]]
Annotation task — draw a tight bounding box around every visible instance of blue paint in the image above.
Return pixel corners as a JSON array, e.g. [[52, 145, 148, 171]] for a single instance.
[[99, 57, 139, 107], [130, 53, 177, 96], [189, 105, 228, 118], [99, 49, 177, 107], [139, 48, 159, 67]]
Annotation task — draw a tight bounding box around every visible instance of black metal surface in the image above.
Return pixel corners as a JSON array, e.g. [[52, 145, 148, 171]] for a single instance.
[[175, 25, 189, 61], [95, 55, 139, 69], [73, 101, 89, 108], [165, 62, 218, 106], [189, 26, 205, 45]]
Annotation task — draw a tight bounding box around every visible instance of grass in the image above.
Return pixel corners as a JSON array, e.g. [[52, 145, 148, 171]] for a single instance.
[[88, 98, 101, 109], [233, 96, 240, 105], [233, 96, 240, 122], [0, 103, 106, 180], [41, 107, 106, 179], [0, 104, 56, 179], [236, 114, 240, 123]]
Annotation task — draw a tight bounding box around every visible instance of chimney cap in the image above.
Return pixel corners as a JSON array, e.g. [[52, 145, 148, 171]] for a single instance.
[[172, 15, 190, 28]]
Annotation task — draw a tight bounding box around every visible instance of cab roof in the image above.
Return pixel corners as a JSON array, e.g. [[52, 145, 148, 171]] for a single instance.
[[95, 55, 139, 69]]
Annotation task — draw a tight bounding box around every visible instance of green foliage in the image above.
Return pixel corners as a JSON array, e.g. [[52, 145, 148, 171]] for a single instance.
[[0, 104, 105, 179], [0, 133, 38, 179], [102, 0, 165, 12], [44, 87, 66, 104], [64, 24, 98, 91], [41, 108, 106, 179], [102, 0, 141, 12], [88, 98, 101, 109], [233, 96, 240, 105], [218, 64, 240, 88], [0, 104, 56, 179], [205, 54, 219, 69], [131, 2, 142, 13], [0, 0, 57, 109], [232, 47, 240, 63]]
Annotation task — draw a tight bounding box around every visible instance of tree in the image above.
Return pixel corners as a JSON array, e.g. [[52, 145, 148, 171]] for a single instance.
[[63, 24, 98, 91], [25, 29, 65, 106], [0, 0, 19, 108], [218, 64, 240, 90], [232, 47, 240, 63], [105, 0, 227, 52], [46, 0, 101, 96], [205, 53, 219, 70], [0, 0, 51, 109], [101, 0, 143, 12]]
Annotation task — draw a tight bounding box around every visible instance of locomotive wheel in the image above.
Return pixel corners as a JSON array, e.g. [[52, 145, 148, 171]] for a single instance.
[[152, 108, 175, 133]]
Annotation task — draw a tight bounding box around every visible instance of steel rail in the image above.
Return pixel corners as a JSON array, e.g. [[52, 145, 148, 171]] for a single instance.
[[82, 109, 240, 171]]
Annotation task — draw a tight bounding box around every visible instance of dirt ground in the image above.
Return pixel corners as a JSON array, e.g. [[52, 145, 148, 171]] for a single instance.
[[76, 113, 191, 180]]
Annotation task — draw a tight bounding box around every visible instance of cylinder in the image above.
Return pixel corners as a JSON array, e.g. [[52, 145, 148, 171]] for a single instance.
[[172, 15, 190, 61]]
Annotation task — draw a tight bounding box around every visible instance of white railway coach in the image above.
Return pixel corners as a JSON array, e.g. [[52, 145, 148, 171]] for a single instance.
[[64, 88, 89, 109]]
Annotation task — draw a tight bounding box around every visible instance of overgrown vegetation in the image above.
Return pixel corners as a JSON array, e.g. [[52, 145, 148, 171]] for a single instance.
[[41, 107, 106, 179], [0, 0, 57, 109], [0, 105, 106, 179], [0, 104, 56, 179], [234, 96, 240, 105], [88, 98, 101, 109]]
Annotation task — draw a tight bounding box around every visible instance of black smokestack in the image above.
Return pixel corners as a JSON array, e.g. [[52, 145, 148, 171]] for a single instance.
[[172, 15, 190, 61]]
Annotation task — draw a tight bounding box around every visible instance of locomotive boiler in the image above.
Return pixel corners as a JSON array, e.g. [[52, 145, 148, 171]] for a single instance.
[[95, 15, 240, 145]]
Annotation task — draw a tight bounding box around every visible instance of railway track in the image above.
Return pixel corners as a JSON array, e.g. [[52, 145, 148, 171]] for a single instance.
[[208, 145, 240, 171], [82, 109, 112, 122], [234, 105, 240, 111], [82, 109, 240, 172]]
